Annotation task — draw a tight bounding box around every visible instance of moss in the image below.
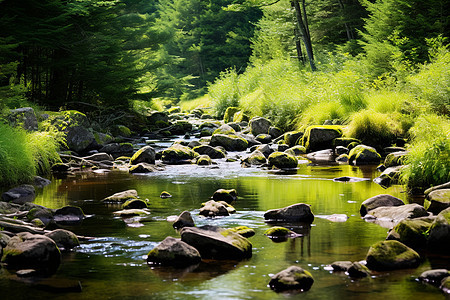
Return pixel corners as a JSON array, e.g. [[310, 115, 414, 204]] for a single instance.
[[300, 125, 343, 151], [348, 145, 381, 165], [284, 131, 303, 147], [268, 152, 298, 169], [223, 107, 241, 123], [213, 126, 236, 136], [332, 137, 361, 148], [264, 226, 291, 237], [233, 111, 249, 122]]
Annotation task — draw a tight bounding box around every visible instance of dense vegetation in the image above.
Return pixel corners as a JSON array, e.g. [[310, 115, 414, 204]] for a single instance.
[[0, 0, 449, 190]]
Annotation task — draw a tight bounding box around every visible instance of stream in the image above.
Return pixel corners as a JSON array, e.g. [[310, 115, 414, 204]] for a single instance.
[[0, 153, 447, 299]]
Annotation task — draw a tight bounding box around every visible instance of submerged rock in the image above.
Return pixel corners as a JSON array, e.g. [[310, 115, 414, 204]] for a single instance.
[[360, 194, 405, 216], [147, 236, 201, 267], [224, 226, 255, 238], [269, 265, 314, 292], [268, 152, 298, 169], [264, 226, 295, 240], [366, 240, 421, 271], [264, 203, 314, 223], [180, 226, 252, 260]]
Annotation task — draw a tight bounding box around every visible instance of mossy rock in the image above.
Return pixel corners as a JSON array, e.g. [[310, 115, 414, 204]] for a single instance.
[[129, 163, 156, 173], [300, 125, 343, 152], [384, 151, 408, 167], [387, 217, 434, 250], [424, 189, 450, 214], [227, 122, 242, 132], [94, 132, 114, 146], [366, 240, 421, 271], [233, 111, 249, 123], [122, 199, 148, 210], [210, 134, 248, 151], [168, 106, 181, 114], [427, 207, 450, 253], [193, 145, 226, 159], [161, 144, 198, 164], [48, 110, 89, 131], [268, 152, 298, 169], [348, 145, 382, 165], [212, 188, 238, 203], [264, 226, 292, 237], [332, 137, 361, 148], [269, 266, 314, 292], [196, 154, 212, 166], [130, 146, 156, 165], [284, 131, 303, 147], [112, 125, 132, 137], [288, 145, 307, 156], [242, 150, 267, 165], [147, 236, 201, 267], [160, 191, 172, 198], [255, 134, 272, 144], [223, 107, 241, 123], [213, 124, 236, 135], [347, 141, 359, 150], [225, 226, 255, 238], [199, 121, 220, 130]]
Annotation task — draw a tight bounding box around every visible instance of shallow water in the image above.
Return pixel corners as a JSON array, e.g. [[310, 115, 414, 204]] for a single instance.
[[1, 160, 447, 299]]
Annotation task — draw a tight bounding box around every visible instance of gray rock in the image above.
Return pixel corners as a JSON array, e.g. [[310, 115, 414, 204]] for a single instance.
[[180, 226, 252, 260], [129, 163, 157, 173], [366, 240, 421, 271], [269, 265, 314, 292], [82, 152, 113, 162], [210, 134, 248, 151], [147, 237, 201, 267], [193, 145, 226, 159], [249, 117, 271, 136], [8, 107, 38, 131], [425, 189, 450, 214], [32, 176, 51, 188], [418, 269, 450, 286], [425, 181, 450, 196], [335, 146, 349, 156], [330, 261, 353, 272], [348, 262, 371, 278], [44, 229, 80, 251], [360, 194, 405, 216], [99, 143, 134, 155], [199, 200, 230, 217], [65, 126, 95, 153], [255, 134, 272, 144], [2, 232, 61, 273], [306, 149, 335, 163], [103, 189, 138, 203], [264, 203, 314, 223], [212, 188, 238, 204], [1, 185, 36, 204], [268, 127, 283, 139], [130, 146, 156, 165], [366, 204, 429, 226], [373, 166, 404, 188], [384, 151, 408, 167], [173, 211, 195, 229], [53, 206, 85, 224], [427, 207, 450, 253], [227, 122, 242, 132]]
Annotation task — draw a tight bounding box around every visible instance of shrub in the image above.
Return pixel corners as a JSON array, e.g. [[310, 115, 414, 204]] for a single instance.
[[401, 114, 450, 192], [208, 69, 240, 118], [0, 124, 35, 186], [345, 109, 402, 149]]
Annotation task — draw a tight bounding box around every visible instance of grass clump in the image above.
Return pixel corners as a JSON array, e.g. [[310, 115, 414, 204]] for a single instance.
[[400, 114, 450, 193], [26, 130, 63, 175]]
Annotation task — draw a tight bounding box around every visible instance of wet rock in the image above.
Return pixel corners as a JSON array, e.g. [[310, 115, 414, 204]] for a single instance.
[[348, 145, 382, 165], [212, 189, 238, 204], [418, 269, 450, 286], [264, 226, 295, 239], [26, 207, 54, 226], [99, 142, 134, 156], [425, 181, 450, 196], [187, 140, 202, 149], [65, 126, 96, 153], [147, 236, 201, 267], [180, 226, 252, 260], [348, 262, 371, 278], [227, 122, 242, 132], [210, 134, 249, 151], [173, 211, 195, 229], [193, 145, 226, 159], [360, 194, 405, 216], [162, 144, 198, 164], [255, 134, 272, 144], [335, 154, 349, 163], [306, 149, 335, 163], [223, 107, 240, 123], [366, 240, 421, 271], [8, 107, 38, 131], [366, 204, 429, 225], [199, 200, 230, 217], [218, 201, 236, 214], [224, 226, 255, 238], [1, 185, 35, 204], [268, 152, 298, 169], [129, 163, 157, 173], [53, 206, 85, 224], [213, 124, 236, 135], [269, 265, 314, 292], [425, 189, 450, 214], [427, 207, 450, 253], [32, 176, 51, 188], [113, 209, 150, 217], [103, 189, 138, 203], [264, 203, 314, 223], [384, 151, 408, 167], [122, 199, 148, 210], [160, 191, 172, 198], [242, 150, 267, 166], [386, 217, 435, 250], [1, 232, 61, 273], [239, 133, 261, 148], [284, 131, 303, 147], [130, 146, 156, 165], [287, 145, 307, 156], [44, 229, 80, 251], [268, 127, 283, 139], [300, 125, 343, 152], [250, 144, 273, 158], [249, 116, 271, 136], [329, 261, 353, 272], [373, 166, 404, 188], [195, 155, 212, 166]]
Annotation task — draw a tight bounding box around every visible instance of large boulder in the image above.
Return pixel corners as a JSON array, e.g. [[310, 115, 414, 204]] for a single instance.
[[212, 188, 238, 204], [8, 107, 38, 131], [269, 266, 314, 292], [386, 217, 435, 250], [65, 126, 96, 153], [366, 240, 421, 271], [268, 152, 298, 169], [199, 200, 230, 217], [193, 145, 226, 159], [300, 125, 343, 152], [360, 194, 405, 216], [130, 146, 156, 165], [366, 204, 429, 226], [249, 116, 271, 136], [161, 144, 198, 164], [180, 226, 252, 260], [425, 189, 450, 215], [44, 229, 80, 251], [348, 145, 382, 165], [427, 207, 450, 253], [1, 232, 61, 273], [53, 206, 85, 224], [147, 237, 201, 267], [264, 203, 314, 223], [1, 185, 36, 204], [210, 134, 248, 151]]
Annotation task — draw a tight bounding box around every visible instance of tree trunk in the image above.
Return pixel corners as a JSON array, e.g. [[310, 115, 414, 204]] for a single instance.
[[292, 0, 316, 71], [337, 0, 354, 41]]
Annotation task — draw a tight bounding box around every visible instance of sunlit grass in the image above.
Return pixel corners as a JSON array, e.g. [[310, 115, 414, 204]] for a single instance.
[[179, 94, 212, 112]]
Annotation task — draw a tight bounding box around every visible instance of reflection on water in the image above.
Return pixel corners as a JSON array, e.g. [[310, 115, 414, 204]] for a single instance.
[[1, 162, 446, 299]]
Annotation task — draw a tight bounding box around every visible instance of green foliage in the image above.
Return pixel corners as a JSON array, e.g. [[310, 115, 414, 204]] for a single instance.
[[0, 124, 35, 186], [179, 95, 212, 112], [26, 130, 62, 175], [209, 69, 241, 118], [345, 110, 402, 148], [401, 114, 450, 192]]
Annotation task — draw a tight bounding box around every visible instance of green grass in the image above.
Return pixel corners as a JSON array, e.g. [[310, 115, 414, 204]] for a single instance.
[[26, 130, 62, 175], [179, 94, 212, 112]]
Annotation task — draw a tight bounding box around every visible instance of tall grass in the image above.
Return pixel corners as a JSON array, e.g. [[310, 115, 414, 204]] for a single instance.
[[26, 130, 63, 175], [401, 114, 450, 192], [179, 95, 212, 112], [0, 124, 35, 186]]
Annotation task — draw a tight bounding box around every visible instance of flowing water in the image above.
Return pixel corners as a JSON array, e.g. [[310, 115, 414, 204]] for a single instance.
[[1, 158, 448, 299]]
